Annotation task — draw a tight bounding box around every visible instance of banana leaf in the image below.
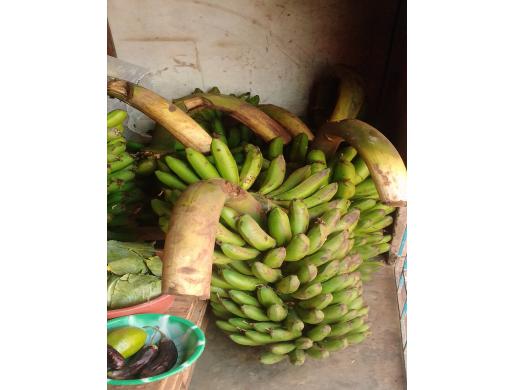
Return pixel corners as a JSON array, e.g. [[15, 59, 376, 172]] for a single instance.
[[109, 273, 161, 309], [107, 240, 155, 262], [107, 274, 121, 308], [107, 257, 148, 275], [144, 256, 162, 277]]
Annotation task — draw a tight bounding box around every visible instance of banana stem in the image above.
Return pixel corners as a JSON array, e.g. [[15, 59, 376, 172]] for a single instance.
[[107, 78, 212, 153], [179, 93, 292, 144], [161, 179, 266, 298], [313, 119, 407, 206]]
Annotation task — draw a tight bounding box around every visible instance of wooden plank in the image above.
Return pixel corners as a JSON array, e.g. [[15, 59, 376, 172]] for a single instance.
[[109, 295, 208, 390]]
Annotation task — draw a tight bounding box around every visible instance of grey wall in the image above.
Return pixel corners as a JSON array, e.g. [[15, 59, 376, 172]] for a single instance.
[[108, 0, 399, 116]]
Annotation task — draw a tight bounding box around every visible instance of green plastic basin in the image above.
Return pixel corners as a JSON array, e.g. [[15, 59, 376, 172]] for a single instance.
[[107, 313, 206, 386]]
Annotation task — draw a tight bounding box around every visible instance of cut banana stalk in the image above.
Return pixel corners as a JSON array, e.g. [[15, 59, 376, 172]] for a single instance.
[[107, 78, 212, 153], [178, 93, 292, 143], [313, 119, 407, 206]]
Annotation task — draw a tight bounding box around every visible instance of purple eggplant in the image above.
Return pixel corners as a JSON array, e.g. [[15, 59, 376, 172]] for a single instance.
[[107, 345, 158, 380]]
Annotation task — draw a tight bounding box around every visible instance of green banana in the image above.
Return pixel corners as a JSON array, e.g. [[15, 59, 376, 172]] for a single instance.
[[300, 249, 334, 268], [311, 260, 340, 284], [257, 286, 283, 307], [258, 154, 286, 195], [252, 261, 282, 283], [154, 170, 187, 191], [215, 320, 239, 333], [219, 298, 247, 318], [351, 198, 376, 212], [291, 282, 323, 300], [294, 337, 313, 350], [241, 305, 270, 322], [237, 214, 276, 251], [298, 293, 333, 310], [220, 243, 260, 261], [260, 352, 287, 364], [321, 303, 349, 324], [352, 157, 370, 184], [107, 154, 134, 174], [345, 331, 369, 345], [318, 338, 349, 352], [340, 306, 369, 322], [270, 329, 301, 342], [289, 200, 310, 235], [221, 268, 261, 291], [308, 199, 350, 219], [150, 199, 171, 217], [338, 253, 363, 274], [302, 183, 338, 209], [230, 260, 254, 276], [354, 216, 393, 234], [306, 149, 327, 165], [262, 247, 287, 268], [211, 272, 234, 289], [268, 137, 284, 160], [220, 206, 240, 230], [348, 296, 364, 310], [253, 322, 282, 333], [216, 223, 246, 246], [273, 169, 330, 201], [289, 349, 306, 365], [228, 317, 253, 330], [230, 334, 262, 346], [185, 148, 221, 179], [135, 157, 157, 176], [328, 316, 366, 338], [306, 223, 330, 255], [211, 137, 239, 185], [267, 207, 292, 246], [335, 180, 356, 199], [267, 165, 312, 197], [227, 126, 241, 148], [210, 285, 230, 298], [229, 290, 260, 307], [284, 234, 310, 261], [267, 304, 288, 322], [107, 109, 128, 128], [164, 155, 200, 184], [353, 177, 379, 198], [270, 342, 296, 355], [239, 144, 263, 190], [334, 209, 361, 233], [297, 263, 318, 284], [321, 272, 360, 294], [245, 331, 274, 344], [331, 288, 360, 306], [107, 128, 122, 142], [339, 146, 357, 162], [284, 310, 305, 333], [332, 159, 356, 183], [307, 324, 332, 342], [295, 307, 324, 324], [319, 209, 342, 233], [275, 275, 301, 294], [289, 133, 309, 163]]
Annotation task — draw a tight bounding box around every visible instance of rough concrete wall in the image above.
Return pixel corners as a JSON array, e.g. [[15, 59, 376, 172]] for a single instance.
[[108, 0, 398, 115]]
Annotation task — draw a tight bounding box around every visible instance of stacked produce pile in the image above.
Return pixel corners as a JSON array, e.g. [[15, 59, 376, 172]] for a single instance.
[[107, 110, 146, 231], [107, 241, 163, 310], [107, 78, 405, 366]]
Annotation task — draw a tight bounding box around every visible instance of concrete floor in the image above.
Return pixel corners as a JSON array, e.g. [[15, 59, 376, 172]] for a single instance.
[[191, 265, 406, 390]]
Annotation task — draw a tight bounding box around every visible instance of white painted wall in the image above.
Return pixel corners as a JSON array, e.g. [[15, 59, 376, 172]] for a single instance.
[[108, 0, 397, 115]]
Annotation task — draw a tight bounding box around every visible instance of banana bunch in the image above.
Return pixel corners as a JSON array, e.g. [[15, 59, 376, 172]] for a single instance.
[[107, 110, 145, 229], [209, 199, 371, 365], [329, 145, 395, 281]]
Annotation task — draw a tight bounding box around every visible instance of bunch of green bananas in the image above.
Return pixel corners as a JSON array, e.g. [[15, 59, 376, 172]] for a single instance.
[[151, 132, 394, 285], [209, 198, 371, 365], [107, 110, 145, 229]]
